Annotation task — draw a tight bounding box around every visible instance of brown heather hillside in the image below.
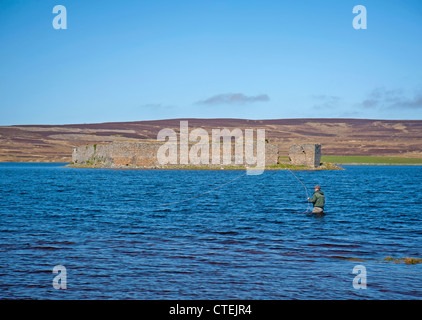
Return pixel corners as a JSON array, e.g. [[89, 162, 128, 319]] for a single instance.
[[0, 118, 421, 162]]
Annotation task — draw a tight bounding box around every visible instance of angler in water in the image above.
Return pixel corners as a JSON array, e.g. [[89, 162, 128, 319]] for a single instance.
[[308, 185, 325, 214]]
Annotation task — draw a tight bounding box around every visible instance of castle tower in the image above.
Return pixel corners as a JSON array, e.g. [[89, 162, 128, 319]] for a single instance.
[[288, 144, 321, 168]]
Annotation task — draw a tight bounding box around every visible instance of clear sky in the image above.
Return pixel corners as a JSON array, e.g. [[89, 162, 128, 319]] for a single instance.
[[1, 0, 422, 125]]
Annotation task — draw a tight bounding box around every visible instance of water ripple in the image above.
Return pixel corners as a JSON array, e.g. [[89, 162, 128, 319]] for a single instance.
[[0, 163, 421, 299]]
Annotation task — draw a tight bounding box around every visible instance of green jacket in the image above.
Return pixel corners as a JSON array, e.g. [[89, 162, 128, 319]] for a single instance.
[[309, 190, 325, 208]]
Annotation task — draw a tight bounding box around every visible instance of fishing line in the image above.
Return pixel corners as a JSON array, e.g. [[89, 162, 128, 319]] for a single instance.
[[279, 163, 311, 213], [157, 171, 247, 208], [156, 164, 311, 213], [149, 162, 311, 211]]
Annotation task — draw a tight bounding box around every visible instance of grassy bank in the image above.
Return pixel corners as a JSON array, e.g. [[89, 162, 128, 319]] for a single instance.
[[321, 155, 422, 165]]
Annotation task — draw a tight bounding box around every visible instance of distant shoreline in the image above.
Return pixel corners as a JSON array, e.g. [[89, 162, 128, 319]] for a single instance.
[[2, 161, 422, 169], [64, 162, 422, 171], [64, 162, 343, 171], [320, 155, 422, 165]]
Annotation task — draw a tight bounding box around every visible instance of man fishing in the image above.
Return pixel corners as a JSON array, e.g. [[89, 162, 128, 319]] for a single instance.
[[308, 185, 325, 214]]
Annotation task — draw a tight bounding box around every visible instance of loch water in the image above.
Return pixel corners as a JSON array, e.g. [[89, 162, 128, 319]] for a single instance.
[[0, 163, 421, 299]]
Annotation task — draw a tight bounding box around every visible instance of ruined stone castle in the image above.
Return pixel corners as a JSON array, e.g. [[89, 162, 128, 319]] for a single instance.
[[72, 141, 322, 168]]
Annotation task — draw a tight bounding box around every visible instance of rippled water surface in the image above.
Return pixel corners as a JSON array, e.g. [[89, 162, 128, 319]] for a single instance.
[[0, 163, 421, 299]]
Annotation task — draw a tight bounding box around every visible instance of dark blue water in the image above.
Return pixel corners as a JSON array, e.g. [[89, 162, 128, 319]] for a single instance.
[[0, 163, 421, 299]]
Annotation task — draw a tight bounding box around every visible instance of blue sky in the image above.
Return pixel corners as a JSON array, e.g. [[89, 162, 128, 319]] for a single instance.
[[1, 0, 422, 125]]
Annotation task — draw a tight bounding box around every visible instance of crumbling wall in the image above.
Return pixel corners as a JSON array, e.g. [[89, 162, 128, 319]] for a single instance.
[[72, 141, 279, 167], [72, 142, 164, 167], [288, 144, 321, 168]]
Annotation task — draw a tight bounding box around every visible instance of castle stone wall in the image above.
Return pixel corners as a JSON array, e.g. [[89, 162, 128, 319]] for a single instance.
[[72, 141, 279, 167], [288, 144, 321, 168]]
